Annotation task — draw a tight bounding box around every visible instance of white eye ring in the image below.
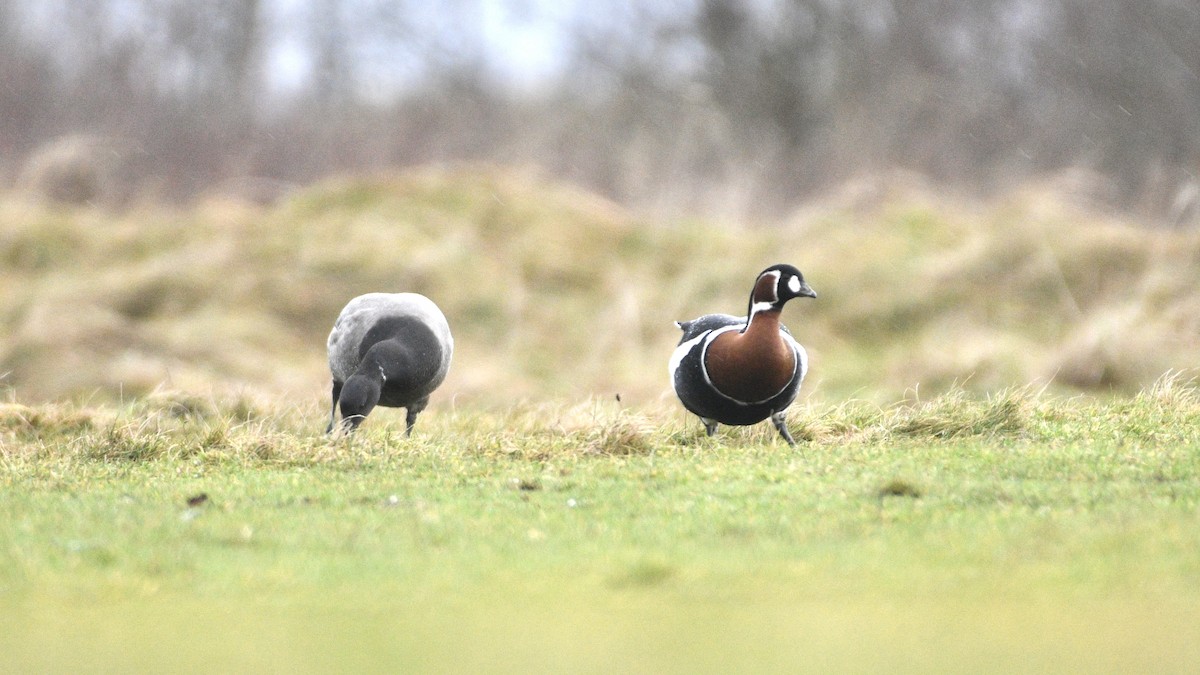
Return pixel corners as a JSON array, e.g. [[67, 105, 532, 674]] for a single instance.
[[788, 276, 801, 293]]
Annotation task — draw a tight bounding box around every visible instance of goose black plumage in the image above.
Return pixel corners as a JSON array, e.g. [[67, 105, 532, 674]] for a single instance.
[[326, 292, 453, 434], [669, 264, 816, 444]]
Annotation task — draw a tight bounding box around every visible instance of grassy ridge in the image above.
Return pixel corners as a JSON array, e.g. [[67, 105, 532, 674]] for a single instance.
[[1, 165, 1198, 407], [4, 373, 1197, 463], [2, 379, 1200, 671]]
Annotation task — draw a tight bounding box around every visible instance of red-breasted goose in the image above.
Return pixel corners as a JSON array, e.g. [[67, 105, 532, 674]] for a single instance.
[[669, 264, 816, 444]]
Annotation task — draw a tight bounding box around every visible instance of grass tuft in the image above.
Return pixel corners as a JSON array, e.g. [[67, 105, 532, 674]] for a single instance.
[[0, 402, 100, 440], [608, 559, 676, 589], [887, 387, 1034, 440], [1137, 370, 1200, 409], [585, 413, 658, 456], [878, 479, 923, 499]]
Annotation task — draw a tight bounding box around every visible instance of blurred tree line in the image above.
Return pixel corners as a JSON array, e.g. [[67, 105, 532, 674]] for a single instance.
[[1, 0, 1197, 221]]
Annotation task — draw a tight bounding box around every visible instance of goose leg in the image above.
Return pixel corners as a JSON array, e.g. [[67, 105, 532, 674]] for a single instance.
[[405, 396, 430, 437], [770, 411, 796, 446], [326, 380, 343, 434], [700, 417, 718, 437]]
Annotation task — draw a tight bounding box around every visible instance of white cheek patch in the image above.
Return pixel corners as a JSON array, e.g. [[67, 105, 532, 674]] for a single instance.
[[788, 276, 801, 294]]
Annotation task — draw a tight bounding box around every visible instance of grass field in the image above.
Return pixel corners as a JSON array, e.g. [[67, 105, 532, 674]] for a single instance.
[[2, 167, 1200, 671], [3, 378, 1200, 672]]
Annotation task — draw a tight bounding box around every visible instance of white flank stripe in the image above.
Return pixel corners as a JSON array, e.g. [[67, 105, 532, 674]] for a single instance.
[[668, 331, 708, 380], [785, 334, 809, 383]]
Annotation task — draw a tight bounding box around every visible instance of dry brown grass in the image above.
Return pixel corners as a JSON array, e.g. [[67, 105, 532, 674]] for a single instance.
[[0, 165, 1197, 410]]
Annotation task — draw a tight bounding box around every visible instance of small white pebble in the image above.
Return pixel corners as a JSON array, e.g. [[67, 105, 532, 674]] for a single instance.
[[566, 498, 578, 508], [387, 494, 400, 505]]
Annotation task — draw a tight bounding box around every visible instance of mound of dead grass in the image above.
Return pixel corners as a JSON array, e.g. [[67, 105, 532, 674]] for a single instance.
[[0, 165, 1196, 407]]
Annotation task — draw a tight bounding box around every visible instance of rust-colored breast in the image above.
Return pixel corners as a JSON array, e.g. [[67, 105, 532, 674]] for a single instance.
[[704, 312, 796, 403]]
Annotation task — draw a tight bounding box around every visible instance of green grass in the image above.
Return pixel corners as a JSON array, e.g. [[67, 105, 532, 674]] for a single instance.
[[3, 166, 1200, 670], [3, 378, 1200, 672]]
